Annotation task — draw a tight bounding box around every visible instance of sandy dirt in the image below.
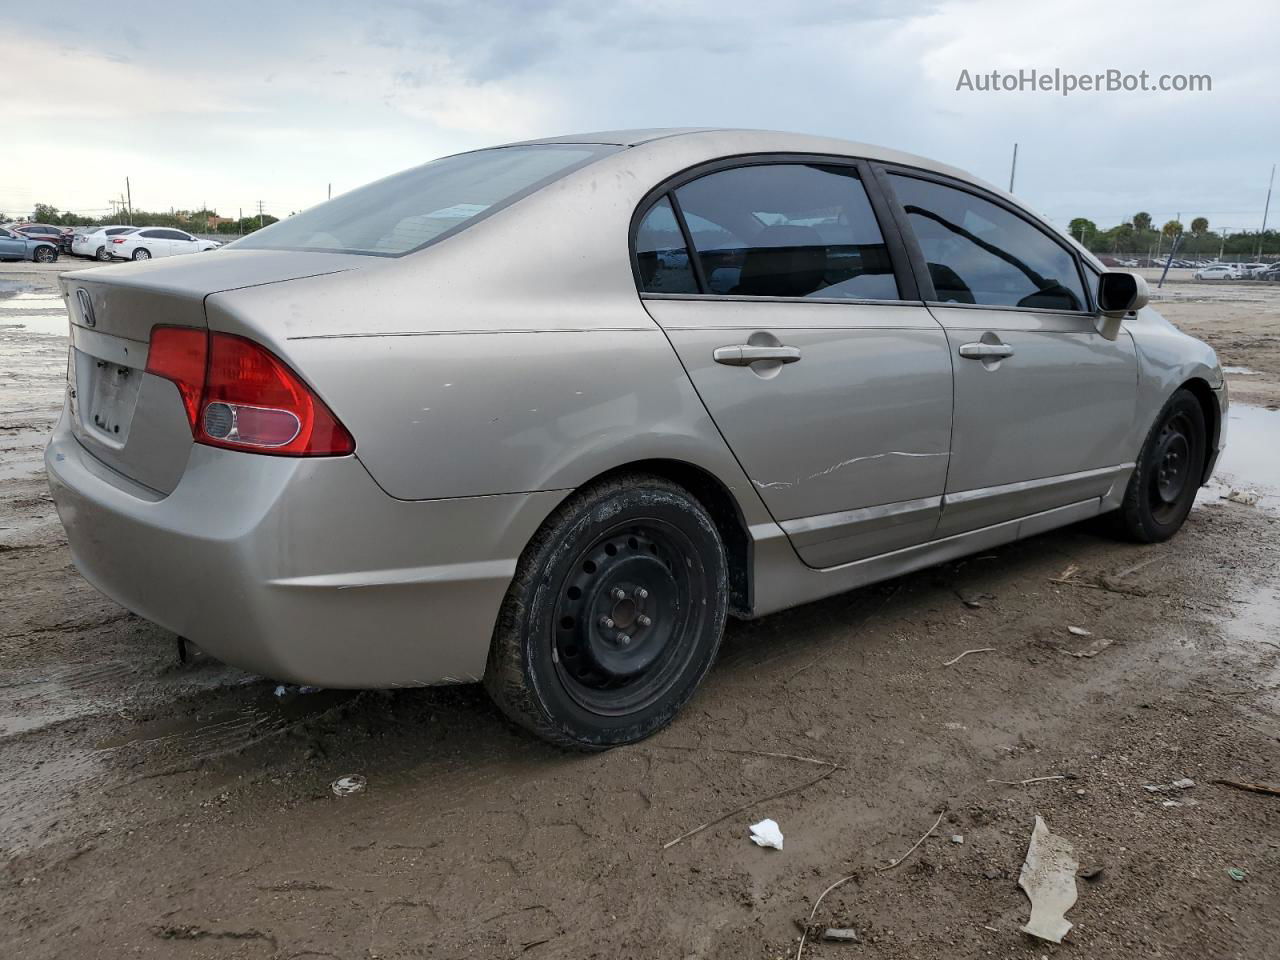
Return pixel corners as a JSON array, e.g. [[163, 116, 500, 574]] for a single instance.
[[2, 261, 1278, 959]]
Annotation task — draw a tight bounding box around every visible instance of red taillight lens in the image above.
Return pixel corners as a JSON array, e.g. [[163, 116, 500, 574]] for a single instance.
[[146, 327, 207, 428], [145, 327, 354, 457], [111, 237, 126, 243]]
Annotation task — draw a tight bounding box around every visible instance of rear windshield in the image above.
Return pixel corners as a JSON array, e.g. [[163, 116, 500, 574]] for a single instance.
[[227, 144, 618, 257]]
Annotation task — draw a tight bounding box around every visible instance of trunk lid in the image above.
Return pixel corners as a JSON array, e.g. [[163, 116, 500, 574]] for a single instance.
[[59, 251, 367, 494]]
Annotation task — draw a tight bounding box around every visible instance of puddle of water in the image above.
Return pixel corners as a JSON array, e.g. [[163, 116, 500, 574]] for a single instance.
[[1216, 579, 1280, 719], [1198, 403, 1280, 511], [1223, 365, 1259, 376], [0, 289, 70, 337], [0, 294, 65, 311]]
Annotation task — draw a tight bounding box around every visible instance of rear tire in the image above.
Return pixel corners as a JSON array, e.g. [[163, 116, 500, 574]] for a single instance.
[[1108, 388, 1206, 543], [34, 245, 56, 263], [132, 248, 151, 261], [95, 246, 111, 262], [484, 474, 728, 749]]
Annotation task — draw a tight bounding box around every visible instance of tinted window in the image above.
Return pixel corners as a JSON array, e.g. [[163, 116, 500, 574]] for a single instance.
[[105, 227, 134, 236], [160, 230, 191, 241], [230, 144, 618, 257], [0, 229, 13, 239], [635, 196, 697, 294], [674, 165, 898, 300], [890, 175, 1086, 311], [140, 230, 163, 238]]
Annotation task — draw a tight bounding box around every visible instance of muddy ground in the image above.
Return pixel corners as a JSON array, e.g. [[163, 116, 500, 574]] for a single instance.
[[1, 260, 1278, 959]]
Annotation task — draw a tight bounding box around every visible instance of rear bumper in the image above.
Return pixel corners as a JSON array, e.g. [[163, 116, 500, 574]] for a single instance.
[[45, 411, 566, 687]]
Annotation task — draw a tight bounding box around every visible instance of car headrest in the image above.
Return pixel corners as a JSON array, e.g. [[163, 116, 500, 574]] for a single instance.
[[732, 224, 827, 298]]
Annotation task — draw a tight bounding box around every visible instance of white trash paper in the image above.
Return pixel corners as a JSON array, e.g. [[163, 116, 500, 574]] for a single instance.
[[749, 818, 784, 850], [331, 774, 368, 797], [1018, 815, 1078, 943]]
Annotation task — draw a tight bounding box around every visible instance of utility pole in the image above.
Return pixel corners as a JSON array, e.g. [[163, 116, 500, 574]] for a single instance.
[[1259, 164, 1275, 259], [257, 200, 265, 230], [328, 183, 332, 200], [1008, 143, 1018, 193], [125, 177, 132, 224]]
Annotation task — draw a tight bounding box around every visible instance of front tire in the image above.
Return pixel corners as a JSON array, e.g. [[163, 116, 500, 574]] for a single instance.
[[1109, 388, 1206, 543], [484, 474, 728, 749], [132, 248, 151, 261], [34, 245, 56, 263]]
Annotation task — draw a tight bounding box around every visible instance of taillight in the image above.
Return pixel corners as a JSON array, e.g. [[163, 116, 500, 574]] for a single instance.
[[147, 327, 207, 428], [145, 327, 354, 456], [111, 237, 126, 243]]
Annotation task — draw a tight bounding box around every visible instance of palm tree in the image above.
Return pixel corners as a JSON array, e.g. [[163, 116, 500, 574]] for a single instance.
[[1190, 217, 1209, 236], [1162, 220, 1184, 240], [1133, 212, 1153, 232]]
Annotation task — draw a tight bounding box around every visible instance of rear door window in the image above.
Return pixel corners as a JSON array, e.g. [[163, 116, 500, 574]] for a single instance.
[[672, 164, 899, 300], [634, 197, 698, 293], [889, 174, 1086, 311]]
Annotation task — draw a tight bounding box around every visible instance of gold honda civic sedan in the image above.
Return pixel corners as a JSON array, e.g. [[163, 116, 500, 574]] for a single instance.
[[47, 128, 1225, 747]]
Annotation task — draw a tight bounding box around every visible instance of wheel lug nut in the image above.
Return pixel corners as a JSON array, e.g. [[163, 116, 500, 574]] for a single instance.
[[635, 588, 648, 600], [599, 617, 615, 628], [637, 615, 652, 627], [611, 587, 626, 602], [617, 633, 631, 646]]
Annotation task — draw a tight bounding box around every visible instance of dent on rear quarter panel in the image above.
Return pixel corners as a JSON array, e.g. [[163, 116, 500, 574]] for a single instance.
[[284, 325, 770, 514]]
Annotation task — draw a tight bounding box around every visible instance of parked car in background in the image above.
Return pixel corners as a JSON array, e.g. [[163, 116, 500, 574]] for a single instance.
[[108, 227, 221, 260], [0, 226, 59, 262], [1257, 264, 1280, 282], [1194, 264, 1240, 280], [1239, 263, 1268, 278], [48, 128, 1225, 748], [13, 223, 70, 252], [71, 226, 138, 261]]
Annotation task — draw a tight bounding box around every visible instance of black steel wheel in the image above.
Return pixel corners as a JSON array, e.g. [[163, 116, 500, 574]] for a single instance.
[[485, 474, 728, 749], [1109, 388, 1207, 542]]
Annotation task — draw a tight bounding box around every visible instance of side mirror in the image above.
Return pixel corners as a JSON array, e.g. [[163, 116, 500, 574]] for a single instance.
[[1095, 271, 1149, 340]]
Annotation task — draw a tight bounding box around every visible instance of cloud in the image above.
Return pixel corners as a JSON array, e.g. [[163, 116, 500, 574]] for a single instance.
[[3, 0, 1278, 228], [0, 36, 249, 120]]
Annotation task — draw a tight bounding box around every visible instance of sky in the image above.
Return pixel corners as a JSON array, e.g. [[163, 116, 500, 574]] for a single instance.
[[4, 0, 1278, 232]]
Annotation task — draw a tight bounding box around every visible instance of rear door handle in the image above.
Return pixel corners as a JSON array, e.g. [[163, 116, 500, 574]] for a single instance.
[[958, 342, 1015, 360], [713, 345, 802, 366]]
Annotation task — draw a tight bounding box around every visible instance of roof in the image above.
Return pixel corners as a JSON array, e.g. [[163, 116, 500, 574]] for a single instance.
[[513, 127, 986, 189], [512, 128, 1088, 262]]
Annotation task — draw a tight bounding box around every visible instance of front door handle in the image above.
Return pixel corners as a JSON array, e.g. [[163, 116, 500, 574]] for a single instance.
[[958, 341, 1015, 360], [713, 345, 802, 366]]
